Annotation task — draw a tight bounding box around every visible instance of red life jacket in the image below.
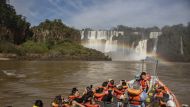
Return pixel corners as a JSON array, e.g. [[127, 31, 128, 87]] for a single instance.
[[122, 86, 128, 92], [114, 88, 124, 99], [94, 93, 106, 101], [108, 83, 115, 89], [68, 95, 81, 100], [84, 102, 100, 107], [63, 104, 70, 107]]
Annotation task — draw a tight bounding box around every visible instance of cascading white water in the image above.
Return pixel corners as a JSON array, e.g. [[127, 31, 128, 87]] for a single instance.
[[153, 38, 158, 55], [81, 30, 148, 61], [149, 32, 162, 56], [104, 35, 118, 53], [134, 40, 147, 60], [180, 36, 184, 55]]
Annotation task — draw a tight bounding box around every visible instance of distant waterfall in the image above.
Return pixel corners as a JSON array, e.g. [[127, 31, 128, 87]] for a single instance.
[[81, 30, 147, 61], [134, 40, 147, 60], [104, 35, 118, 53], [153, 38, 158, 55], [149, 31, 162, 56], [180, 36, 184, 55]]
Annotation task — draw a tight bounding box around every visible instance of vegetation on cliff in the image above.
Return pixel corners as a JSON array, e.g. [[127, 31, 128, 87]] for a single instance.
[[157, 23, 190, 61], [0, 0, 111, 60], [31, 19, 80, 43], [0, 0, 32, 44]]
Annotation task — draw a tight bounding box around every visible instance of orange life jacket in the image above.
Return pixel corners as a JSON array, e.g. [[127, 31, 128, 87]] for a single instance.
[[51, 102, 59, 107], [128, 88, 143, 106], [63, 104, 70, 107], [163, 86, 169, 92], [155, 87, 168, 99], [129, 95, 142, 105], [155, 91, 163, 98], [140, 79, 148, 90], [127, 88, 142, 96]]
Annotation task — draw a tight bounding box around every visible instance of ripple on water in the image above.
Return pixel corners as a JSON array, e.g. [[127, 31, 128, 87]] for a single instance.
[[1, 70, 26, 78]]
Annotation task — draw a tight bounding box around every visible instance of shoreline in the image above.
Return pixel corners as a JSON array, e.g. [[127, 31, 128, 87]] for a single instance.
[[0, 53, 111, 61], [0, 57, 11, 60], [1, 54, 190, 63]]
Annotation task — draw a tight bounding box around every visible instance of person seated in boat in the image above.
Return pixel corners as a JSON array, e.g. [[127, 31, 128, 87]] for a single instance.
[[154, 86, 175, 107], [116, 80, 128, 92], [95, 81, 108, 92], [114, 80, 128, 98], [82, 86, 101, 107], [93, 81, 108, 100], [102, 90, 114, 104], [114, 85, 124, 98], [62, 98, 71, 107], [127, 81, 148, 107], [68, 88, 83, 103], [107, 80, 127, 104], [82, 86, 94, 103], [84, 98, 100, 107], [113, 85, 129, 107], [51, 95, 63, 107], [71, 101, 86, 107], [108, 79, 116, 90], [68, 87, 95, 107], [33, 100, 43, 107], [139, 72, 149, 92]]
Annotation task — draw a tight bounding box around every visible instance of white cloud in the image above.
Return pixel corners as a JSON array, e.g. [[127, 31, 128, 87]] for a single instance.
[[10, 0, 190, 29], [67, 0, 190, 29]]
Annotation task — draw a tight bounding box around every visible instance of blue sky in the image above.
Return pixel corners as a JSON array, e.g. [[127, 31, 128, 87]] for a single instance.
[[10, 0, 190, 29]]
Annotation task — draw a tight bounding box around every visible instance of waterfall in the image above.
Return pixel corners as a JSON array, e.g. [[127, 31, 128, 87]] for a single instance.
[[180, 36, 184, 55], [149, 31, 162, 57], [81, 30, 148, 61], [104, 35, 114, 53], [152, 38, 158, 55], [134, 40, 147, 60]]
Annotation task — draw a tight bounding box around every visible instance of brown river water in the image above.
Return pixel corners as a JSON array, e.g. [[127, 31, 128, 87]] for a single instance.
[[0, 61, 190, 107]]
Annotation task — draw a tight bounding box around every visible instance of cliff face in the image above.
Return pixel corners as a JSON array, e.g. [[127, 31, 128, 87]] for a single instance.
[[157, 34, 183, 61], [32, 19, 81, 43], [157, 24, 190, 62]]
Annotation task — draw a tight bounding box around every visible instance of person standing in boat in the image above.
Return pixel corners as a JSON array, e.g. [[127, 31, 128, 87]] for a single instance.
[[139, 72, 149, 93]]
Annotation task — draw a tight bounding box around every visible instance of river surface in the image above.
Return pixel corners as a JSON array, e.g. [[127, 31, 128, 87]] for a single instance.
[[0, 61, 189, 106]]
